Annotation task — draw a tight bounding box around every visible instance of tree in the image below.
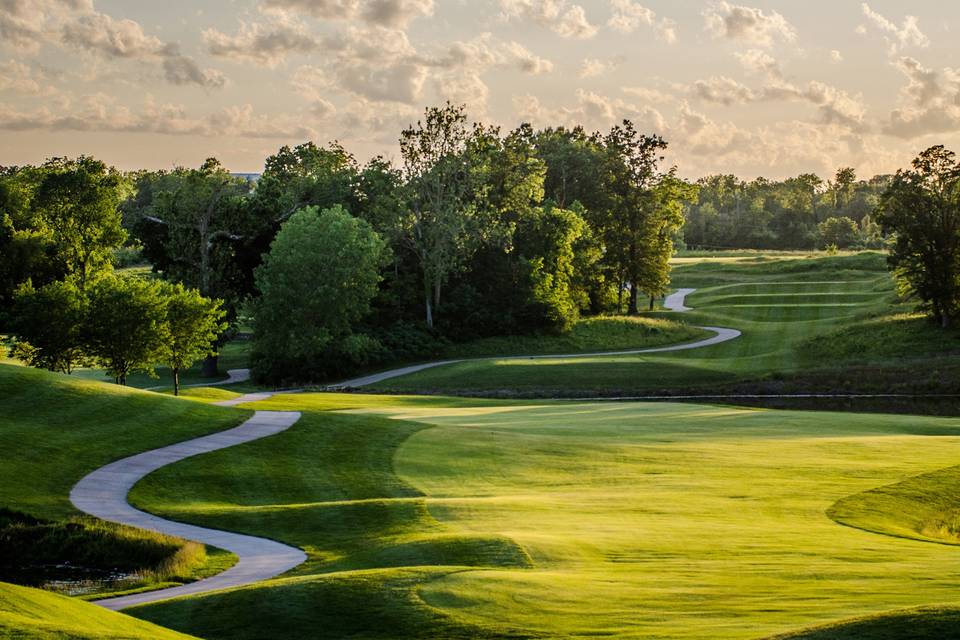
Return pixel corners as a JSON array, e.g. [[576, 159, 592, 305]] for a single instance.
[[84, 276, 168, 384], [818, 216, 859, 249], [877, 145, 960, 328], [833, 167, 857, 209], [601, 120, 674, 315], [162, 283, 227, 396], [640, 173, 698, 308], [399, 103, 479, 328], [127, 159, 253, 376], [251, 205, 387, 384], [10, 280, 87, 374], [31, 157, 128, 289]]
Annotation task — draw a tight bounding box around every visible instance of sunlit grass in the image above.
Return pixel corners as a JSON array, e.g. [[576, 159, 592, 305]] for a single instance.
[[0, 581, 196, 639], [129, 394, 960, 639]]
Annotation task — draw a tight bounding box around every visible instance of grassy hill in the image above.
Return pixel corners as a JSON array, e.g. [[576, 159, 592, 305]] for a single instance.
[[0, 363, 246, 598], [0, 581, 196, 639], [127, 392, 960, 639]]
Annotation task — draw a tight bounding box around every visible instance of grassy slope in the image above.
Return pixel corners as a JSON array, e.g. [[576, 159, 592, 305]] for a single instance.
[[0, 581, 196, 639], [0, 363, 249, 519], [129, 393, 960, 639], [369, 252, 960, 395], [0, 363, 246, 601]]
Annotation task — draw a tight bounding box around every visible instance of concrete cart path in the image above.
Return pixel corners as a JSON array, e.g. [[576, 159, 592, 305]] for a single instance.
[[71, 409, 306, 611]]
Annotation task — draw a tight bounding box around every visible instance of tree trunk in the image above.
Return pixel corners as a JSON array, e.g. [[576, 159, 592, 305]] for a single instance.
[[173, 367, 180, 397], [424, 288, 434, 329], [649, 295, 655, 311], [628, 284, 639, 316], [119, 372, 126, 386], [201, 354, 219, 378]]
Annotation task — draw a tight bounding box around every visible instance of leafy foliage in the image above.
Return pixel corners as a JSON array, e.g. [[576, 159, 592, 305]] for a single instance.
[[251, 205, 387, 383], [877, 145, 960, 327]]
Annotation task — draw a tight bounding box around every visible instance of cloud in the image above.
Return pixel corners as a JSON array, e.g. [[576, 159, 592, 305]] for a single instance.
[[162, 55, 227, 89], [203, 17, 318, 67], [0, 59, 58, 96], [62, 12, 168, 58], [690, 76, 755, 106], [703, 2, 796, 48], [513, 88, 666, 132], [734, 48, 781, 78], [262, 0, 433, 28], [0, 94, 316, 138], [0, 0, 94, 51], [5, 1, 227, 89], [607, 0, 676, 43], [683, 75, 867, 132], [499, 0, 598, 39], [830, 50, 843, 63], [881, 57, 960, 139], [860, 3, 928, 54], [579, 58, 617, 79], [621, 86, 676, 104]]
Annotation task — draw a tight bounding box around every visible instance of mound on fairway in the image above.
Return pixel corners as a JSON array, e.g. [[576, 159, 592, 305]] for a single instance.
[[127, 393, 960, 639], [0, 581, 196, 639], [828, 463, 960, 545]]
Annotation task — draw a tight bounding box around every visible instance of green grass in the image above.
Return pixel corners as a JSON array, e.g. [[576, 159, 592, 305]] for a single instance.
[[127, 393, 960, 639], [442, 316, 707, 358], [0, 581, 197, 639], [367, 252, 959, 395], [765, 605, 960, 639]]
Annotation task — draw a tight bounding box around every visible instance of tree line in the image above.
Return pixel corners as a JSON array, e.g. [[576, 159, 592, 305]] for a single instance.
[[684, 169, 888, 251], [2, 106, 958, 386]]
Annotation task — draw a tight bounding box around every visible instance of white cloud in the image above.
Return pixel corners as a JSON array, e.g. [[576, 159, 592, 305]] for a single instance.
[[500, 0, 598, 39], [203, 16, 318, 67], [578, 58, 616, 79], [607, 0, 676, 43], [882, 57, 960, 139], [860, 3, 929, 54], [262, 0, 433, 28], [734, 49, 781, 78], [830, 50, 843, 63], [0, 94, 315, 138], [0, 60, 58, 96], [703, 2, 796, 48]]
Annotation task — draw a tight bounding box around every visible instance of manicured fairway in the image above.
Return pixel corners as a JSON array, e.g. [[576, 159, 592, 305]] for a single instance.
[[369, 253, 960, 394], [129, 392, 960, 639]]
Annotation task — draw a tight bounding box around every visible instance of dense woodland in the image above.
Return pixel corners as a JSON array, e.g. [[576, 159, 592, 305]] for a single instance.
[[1, 103, 959, 385]]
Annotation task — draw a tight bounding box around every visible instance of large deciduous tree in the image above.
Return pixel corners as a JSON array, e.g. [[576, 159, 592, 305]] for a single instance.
[[251, 205, 387, 384], [877, 145, 960, 328], [127, 159, 253, 375], [31, 157, 128, 289], [399, 103, 479, 329]]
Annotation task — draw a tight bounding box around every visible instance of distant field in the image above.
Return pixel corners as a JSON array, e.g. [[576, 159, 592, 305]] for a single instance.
[[129, 393, 960, 639], [370, 252, 960, 395]]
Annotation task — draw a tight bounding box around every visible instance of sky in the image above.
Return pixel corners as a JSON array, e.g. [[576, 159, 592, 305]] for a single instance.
[[1, 0, 958, 180]]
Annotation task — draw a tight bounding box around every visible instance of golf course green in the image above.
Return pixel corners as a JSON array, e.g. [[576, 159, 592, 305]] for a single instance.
[[3, 253, 960, 639]]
